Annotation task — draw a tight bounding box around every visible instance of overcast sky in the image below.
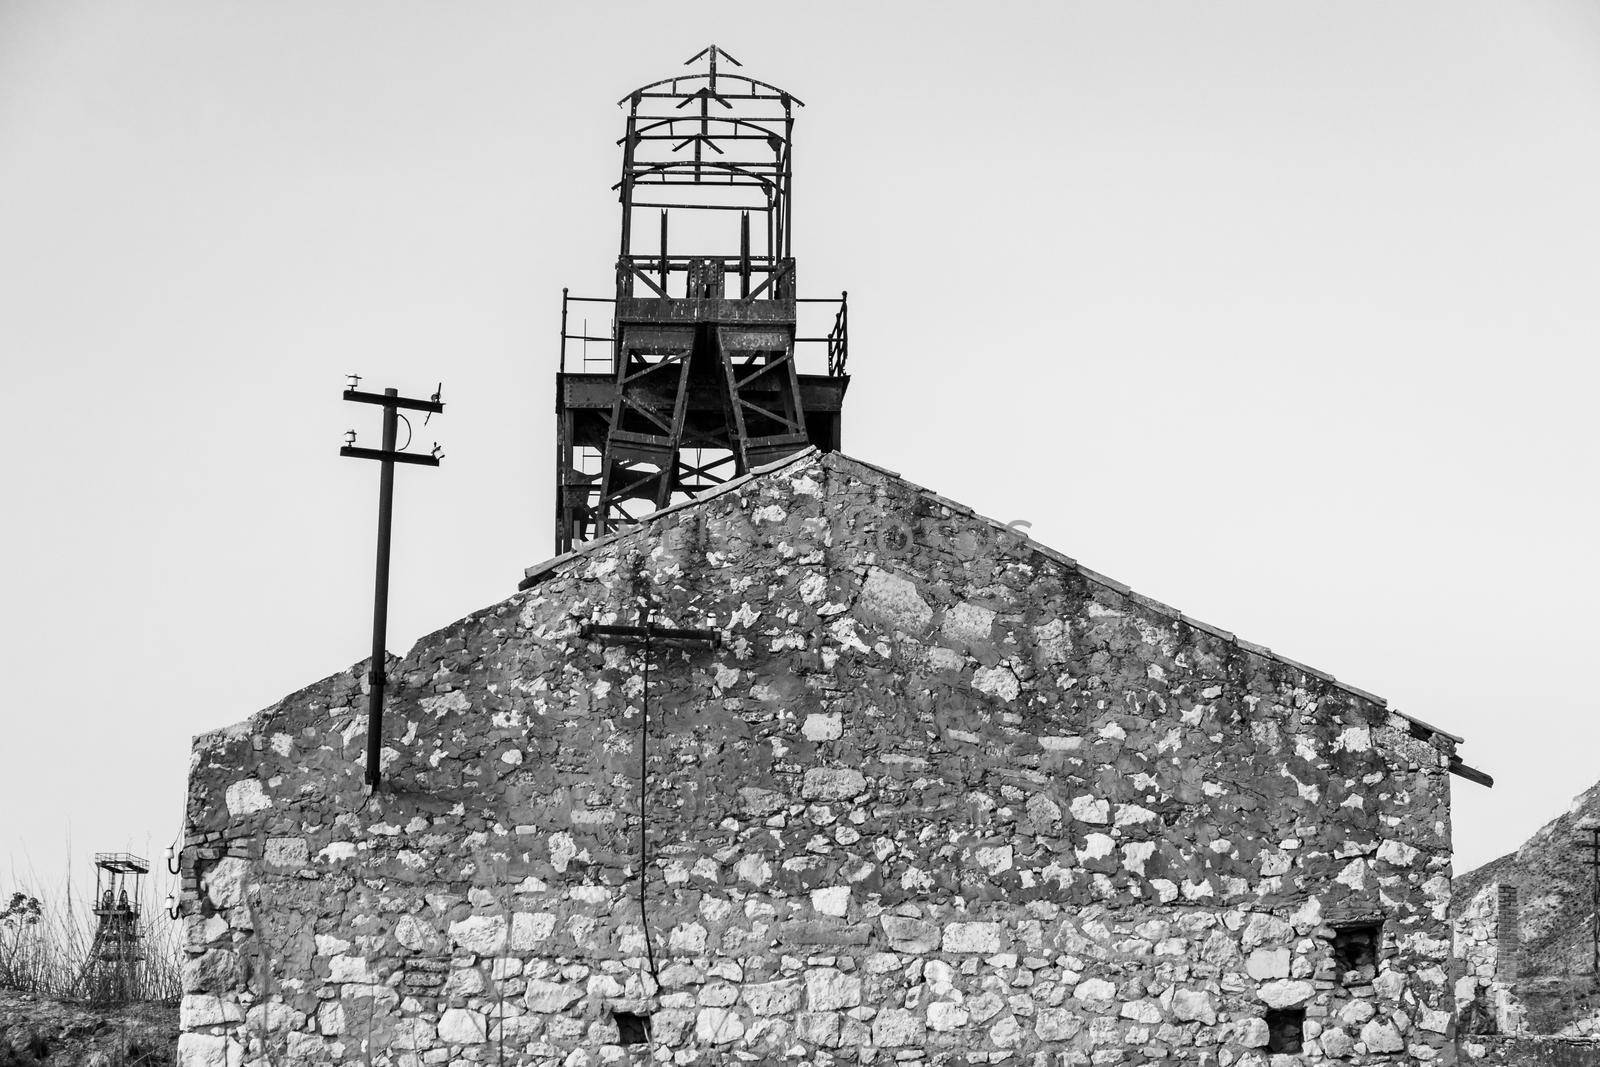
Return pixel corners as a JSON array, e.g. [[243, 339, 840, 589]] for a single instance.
[[4, 1, 1598, 896]]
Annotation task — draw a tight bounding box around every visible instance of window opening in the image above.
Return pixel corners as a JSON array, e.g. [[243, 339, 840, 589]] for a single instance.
[[1265, 1008, 1305, 1054], [614, 1011, 651, 1046], [1333, 921, 1382, 981]]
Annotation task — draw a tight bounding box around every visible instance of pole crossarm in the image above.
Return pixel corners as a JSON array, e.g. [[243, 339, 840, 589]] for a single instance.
[[580, 622, 721, 647], [340, 446, 441, 467], [343, 388, 445, 414]]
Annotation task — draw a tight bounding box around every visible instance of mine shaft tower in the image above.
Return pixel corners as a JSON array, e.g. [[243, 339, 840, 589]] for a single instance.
[[81, 852, 147, 1005], [555, 46, 849, 553]]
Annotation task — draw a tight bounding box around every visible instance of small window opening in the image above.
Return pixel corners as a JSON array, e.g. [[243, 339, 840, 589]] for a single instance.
[[1333, 921, 1382, 981], [1458, 984, 1499, 1036], [614, 1011, 651, 1046], [1265, 1008, 1305, 1054]]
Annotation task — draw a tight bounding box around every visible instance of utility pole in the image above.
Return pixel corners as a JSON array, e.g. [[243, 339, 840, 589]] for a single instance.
[[341, 377, 444, 792]]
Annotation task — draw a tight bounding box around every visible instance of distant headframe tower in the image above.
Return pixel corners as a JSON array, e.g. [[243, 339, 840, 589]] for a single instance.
[[80, 852, 146, 1006], [554, 46, 849, 553]]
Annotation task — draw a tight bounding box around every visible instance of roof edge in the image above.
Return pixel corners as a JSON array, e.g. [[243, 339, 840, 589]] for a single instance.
[[819, 452, 1468, 749], [520, 447, 821, 591], [517, 447, 1469, 753]]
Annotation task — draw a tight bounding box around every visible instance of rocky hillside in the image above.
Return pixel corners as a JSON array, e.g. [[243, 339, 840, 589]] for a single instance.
[[0, 988, 175, 1067], [1455, 778, 1600, 1034]]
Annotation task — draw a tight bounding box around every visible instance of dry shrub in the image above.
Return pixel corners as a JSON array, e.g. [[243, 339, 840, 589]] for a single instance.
[[0, 868, 180, 1005]]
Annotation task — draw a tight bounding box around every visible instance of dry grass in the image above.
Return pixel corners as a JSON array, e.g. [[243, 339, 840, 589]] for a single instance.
[[1, 865, 181, 1006]]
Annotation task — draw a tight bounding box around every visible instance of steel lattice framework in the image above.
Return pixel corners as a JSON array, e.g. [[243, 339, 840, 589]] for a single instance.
[[554, 46, 849, 554], [80, 852, 147, 1005]]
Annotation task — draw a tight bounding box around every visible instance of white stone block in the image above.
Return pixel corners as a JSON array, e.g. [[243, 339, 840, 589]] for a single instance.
[[1170, 988, 1217, 1025], [1072, 977, 1116, 1004], [802, 767, 867, 800], [1257, 979, 1314, 1008], [525, 979, 582, 1013], [1361, 1019, 1405, 1053], [881, 915, 939, 953], [1035, 1007, 1082, 1041], [437, 1007, 487, 1044], [200, 858, 252, 911], [179, 994, 241, 1028], [943, 921, 1004, 954], [176, 1033, 228, 1067], [1069, 796, 1110, 824], [929, 1001, 971, 1032], [802, 713, 843, 741], [696, 1007, 745, 1044], [328, 955, 371, 983], [263, 837, 308, 868], [1245, 947, 1290, 980], [872, 1007, 922, 1047], [744, 979, 801, 1016], [943, 602, 996, 644], [509, 911, 556, 949], [317, 1000, 345, 1035], [804, 968, 861, 1011], [395, 914, 442, 952], [224, 779, 270, 816], [448, 914, 507, 956], [811, 886, 850, 916], [859, 568, 932, 632]]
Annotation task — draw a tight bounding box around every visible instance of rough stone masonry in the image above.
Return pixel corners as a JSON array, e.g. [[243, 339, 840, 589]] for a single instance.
[[179, 449, 1467, 1065]]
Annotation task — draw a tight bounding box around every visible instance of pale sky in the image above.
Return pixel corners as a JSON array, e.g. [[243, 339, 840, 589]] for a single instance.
[[4, 1, 1598, 897]]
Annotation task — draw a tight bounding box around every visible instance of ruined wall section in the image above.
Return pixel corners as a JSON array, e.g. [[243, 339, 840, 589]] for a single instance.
[[1452, 882, 1526, 1037], [1460, 1035, 1600, 1066], [181, 451, 1458, 1065]]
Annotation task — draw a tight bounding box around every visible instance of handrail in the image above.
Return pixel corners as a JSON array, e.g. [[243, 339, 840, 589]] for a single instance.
[[556, 289, 847, 379], [827, 292, 849, 377]]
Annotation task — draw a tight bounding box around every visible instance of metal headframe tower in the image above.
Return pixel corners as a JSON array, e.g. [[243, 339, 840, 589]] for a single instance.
[[81, 852, 148, 1005], [554, 45, 850, 553]]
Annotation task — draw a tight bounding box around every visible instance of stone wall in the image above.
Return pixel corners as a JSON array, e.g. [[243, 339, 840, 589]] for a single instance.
[[180, 450, 1461, 1065], [1459, 1035, 1600, 1066], [1453, 882, 1526, 1036]]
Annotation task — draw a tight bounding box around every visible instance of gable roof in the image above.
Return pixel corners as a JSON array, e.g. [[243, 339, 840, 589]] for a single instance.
[[523, 448, 1488, 785]]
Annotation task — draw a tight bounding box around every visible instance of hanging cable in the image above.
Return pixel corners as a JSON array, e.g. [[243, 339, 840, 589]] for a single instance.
[[579, 596, 720, 1045], [637, 600, 661, 986]]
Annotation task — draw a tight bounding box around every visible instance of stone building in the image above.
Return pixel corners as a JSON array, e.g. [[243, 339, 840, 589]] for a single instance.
[[1449, 798, 1600, 1064], [179, 447, 1488, 1064]]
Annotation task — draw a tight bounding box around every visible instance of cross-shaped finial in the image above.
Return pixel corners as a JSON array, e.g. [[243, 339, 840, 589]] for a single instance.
[[684, 44, 742, 91]]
